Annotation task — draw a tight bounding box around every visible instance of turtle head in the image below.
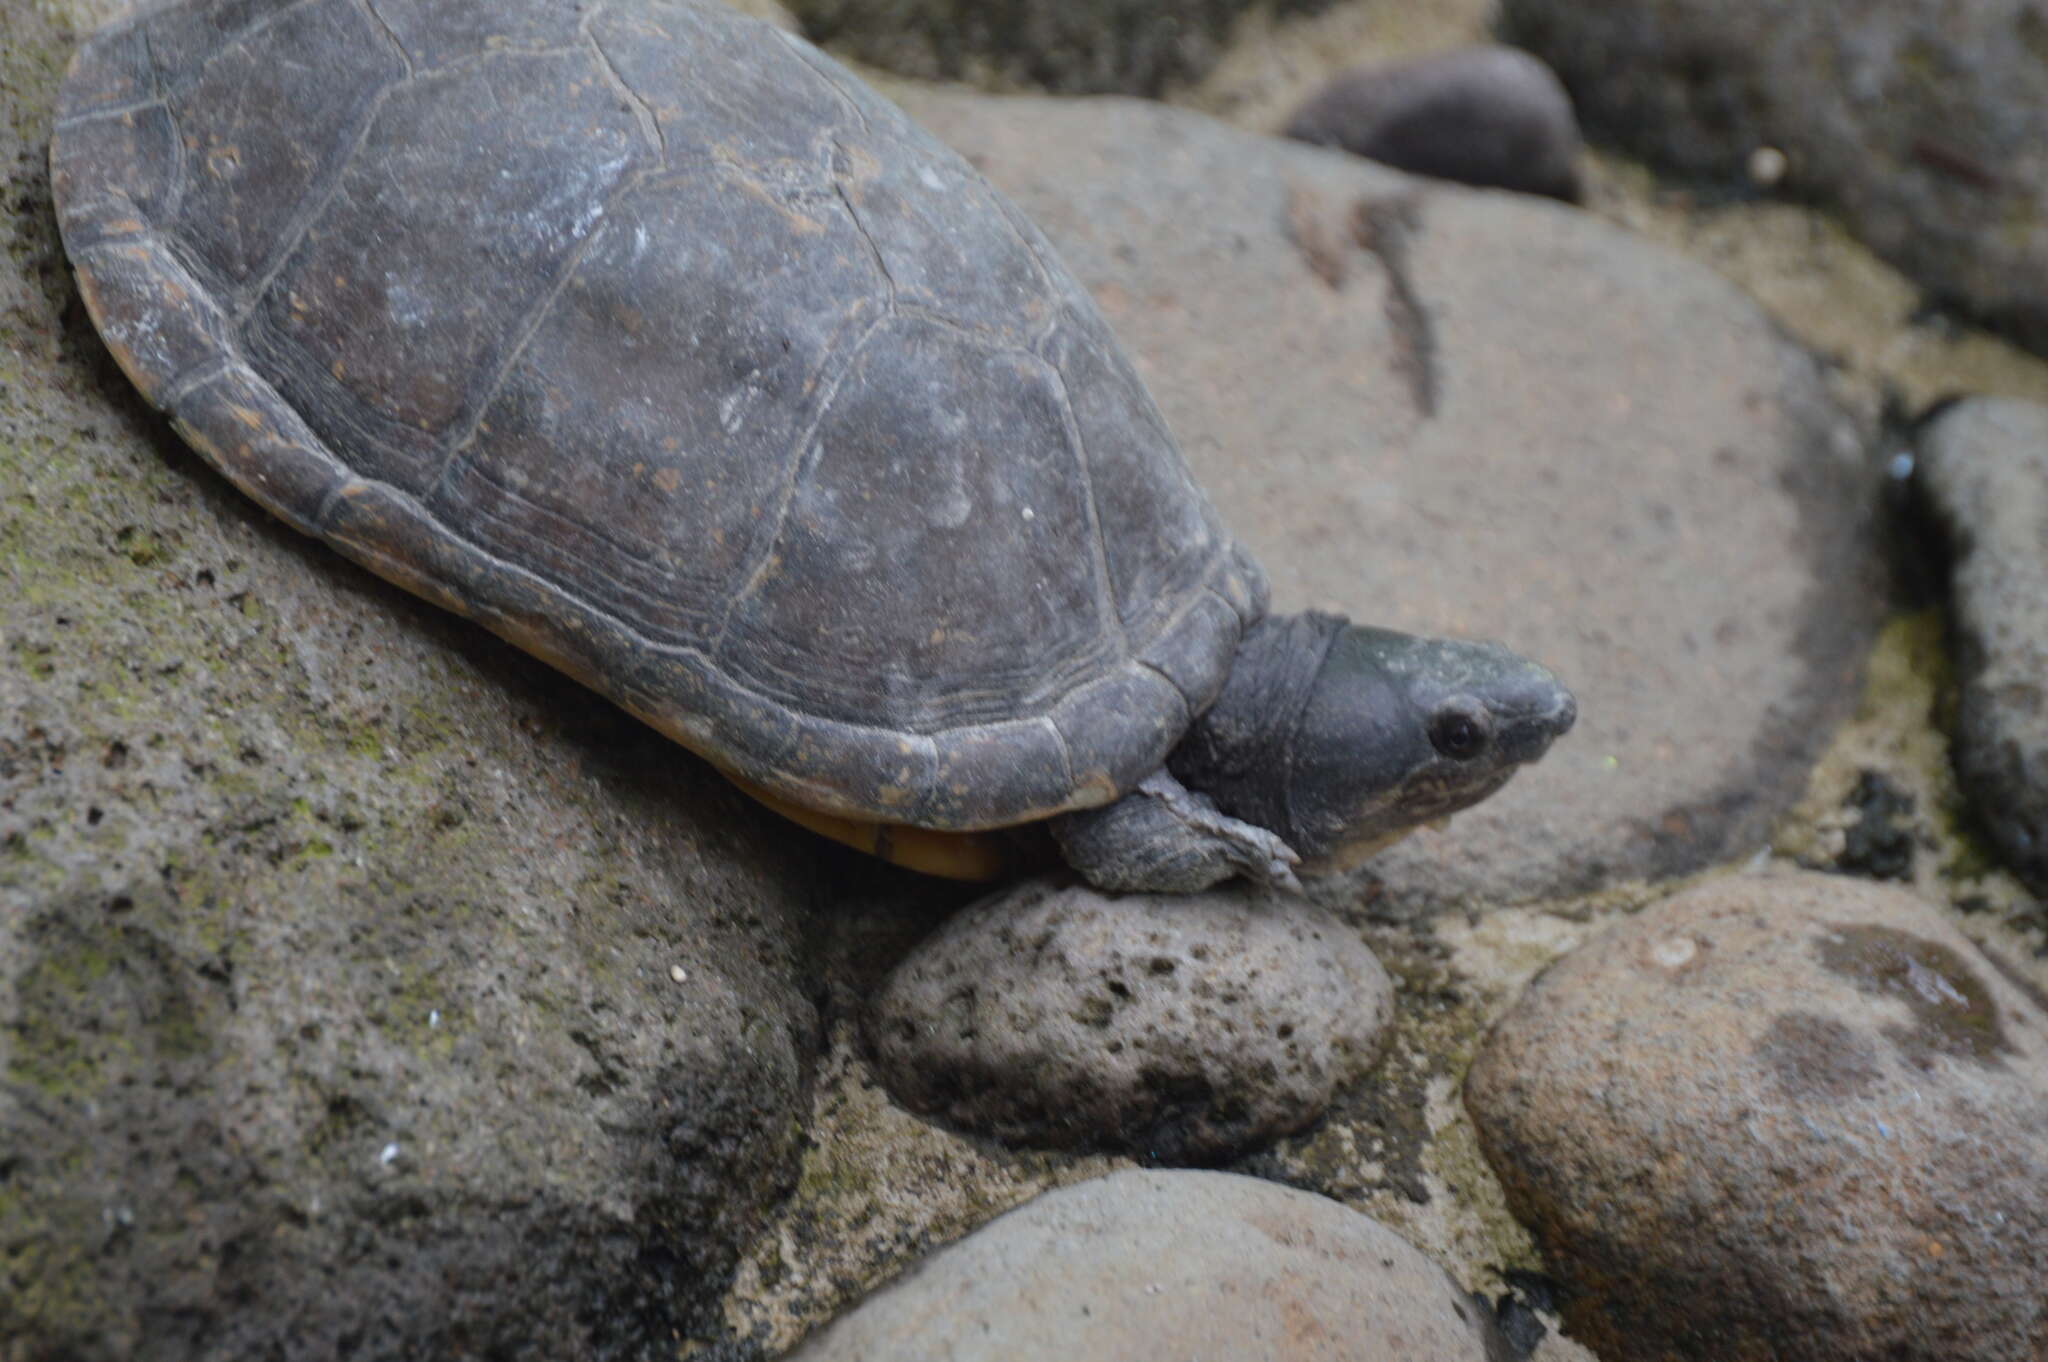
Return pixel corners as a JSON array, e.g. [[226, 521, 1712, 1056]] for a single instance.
[[1171, 613, 1574, 874], [1286, 625, 1575, 871]]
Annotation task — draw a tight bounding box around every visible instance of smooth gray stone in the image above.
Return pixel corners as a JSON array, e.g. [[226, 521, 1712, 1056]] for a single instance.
[[788, 1169, 1506, 1360], [1914, 397, 2048, 895]]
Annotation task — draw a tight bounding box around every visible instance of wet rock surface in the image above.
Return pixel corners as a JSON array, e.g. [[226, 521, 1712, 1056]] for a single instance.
[[785, 1168, 1507, 1360], [785, 0, 1335, 96], [900, 87, 1887, 914], [868, 878, 1394, 1161], [1499, 0, 2048, 354], [1465, 872, 2048, 1362], [1, 3, 821, 1356], [1913, 397, 2048, 896], [1284, 44, 1582, 200]]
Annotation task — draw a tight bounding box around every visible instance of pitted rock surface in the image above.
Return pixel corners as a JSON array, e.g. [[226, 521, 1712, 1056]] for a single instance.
[[785, 0, 1337, 96], [1499, 0, 2048, 355], [1913, 397, 2048, 896], [1465, 872, 2048, 1362], [900, 88, 1886, 914], [868, 878, 1393, 1161], [2, 4, 819, 1357], [786, 1169, 1505, 1360], [1284, 44, 1582, 201]]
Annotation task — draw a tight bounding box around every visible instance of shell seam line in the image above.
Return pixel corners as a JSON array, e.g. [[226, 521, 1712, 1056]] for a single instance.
[[831, 162, 899, 302], [140, 24, 190, 224], [993, 195, 1065, 352], [1132, 657, 1194, 728], [1042, 360, 1130, 659], [707, 309, 891, 655], [232, 80, 396, 325], [1039, 715, 1078, 795], [428, 164, 654, 500], [53, 96, 166, 129], [584, 8, 669, 168], [782, 37, 873, 139], [161, 353, 238, 412], [356, 0, 416, 81], [230, 44, 592, 328]]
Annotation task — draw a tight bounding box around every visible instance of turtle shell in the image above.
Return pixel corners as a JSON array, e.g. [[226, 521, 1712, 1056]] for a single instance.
[[51, 0, 1266, 830]]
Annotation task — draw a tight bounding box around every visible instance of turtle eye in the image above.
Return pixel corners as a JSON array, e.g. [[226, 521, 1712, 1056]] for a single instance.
[[1428, 699, 1493, 761]]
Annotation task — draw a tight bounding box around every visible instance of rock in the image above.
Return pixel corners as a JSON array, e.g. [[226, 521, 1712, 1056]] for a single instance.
[[1498, 0, 2048, 355], [897, 88, 1885, 914], [1913, 397, 2048, 895], [1283, 45, 1581, 201], [1465, 872, 2048, 1362], [786, 1168, 1505, 1360], [1, 3, 821, 1357], [868, 878, 1394, 1160], [784, 0, 1335, 96]]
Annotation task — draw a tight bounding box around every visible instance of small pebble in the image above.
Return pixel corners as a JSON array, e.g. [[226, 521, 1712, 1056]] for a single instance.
[[1283, 45, 1582, 200], [868, 877, 1393, 1161]]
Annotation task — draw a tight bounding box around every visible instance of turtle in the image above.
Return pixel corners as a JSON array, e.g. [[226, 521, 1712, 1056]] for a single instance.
[[51, 0, 1575, 894]]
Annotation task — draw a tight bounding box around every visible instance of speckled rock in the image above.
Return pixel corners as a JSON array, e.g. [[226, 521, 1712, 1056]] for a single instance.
[[869, 878, 1393, 1161], [1499, 0, 2048, 354], [1465, 872, 2048, 1362], [1284, 45, 1581, 201], [784, 0, 1335, 96], [1913, 397, 2048, 895], [898, 88, 1885, 914], [1, 3, 821, 1357], [786, 1168, 1506, 1360]]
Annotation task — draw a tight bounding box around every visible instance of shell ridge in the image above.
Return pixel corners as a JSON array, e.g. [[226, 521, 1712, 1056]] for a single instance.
[[422, 456, 731, 640]]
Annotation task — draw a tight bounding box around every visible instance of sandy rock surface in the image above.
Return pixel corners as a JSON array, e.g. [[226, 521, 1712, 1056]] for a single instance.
[[1466, 871, 2048, 1362], [869, 877, 1394, 1160], [1, 2, 822, 1355], [786, 1168, 1508, 1360], [1913, 397, 2048, 897], [1499, 0, 2048, 355], [899, 86, 1886, 914]]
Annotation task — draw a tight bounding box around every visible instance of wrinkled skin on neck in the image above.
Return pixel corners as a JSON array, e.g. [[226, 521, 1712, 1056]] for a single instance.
[[1169, 611, 1576, 873]]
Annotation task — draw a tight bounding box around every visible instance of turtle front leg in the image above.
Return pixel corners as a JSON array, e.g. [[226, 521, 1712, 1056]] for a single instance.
[[1049, 771, 1303, 894]]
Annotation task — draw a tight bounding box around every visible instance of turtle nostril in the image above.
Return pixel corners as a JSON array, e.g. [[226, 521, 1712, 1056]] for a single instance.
[[1553, 689, 1577, 736]]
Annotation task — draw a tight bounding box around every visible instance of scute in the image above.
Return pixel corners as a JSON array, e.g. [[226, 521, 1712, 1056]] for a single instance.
[[52, 0, 1265, 830], [720, 316, 1110, 731]]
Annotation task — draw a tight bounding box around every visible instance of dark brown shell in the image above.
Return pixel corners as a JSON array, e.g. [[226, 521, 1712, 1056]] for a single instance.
[[51, 0, 1265, 829]]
